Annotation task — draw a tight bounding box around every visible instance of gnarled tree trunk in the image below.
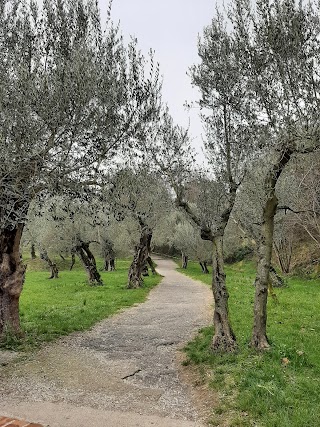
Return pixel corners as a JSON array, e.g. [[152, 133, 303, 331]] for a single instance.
[[199, 260, 209, 274], [102, 244, 115, 272], [30, 243, 36, 259], [211, 235, 237, 352], [181, 252, 188, 269], [147, 256, 156, 275], [75, 240, 103, 286], [251, 195, 277, 350], [69, 253, 75, 271], [40, 249, 59, 279], [128, 224, 152, 289], [109, 258, 115, 271], [269, 265, 285, 288], [251, 148, 292, 350], [0, 224, 26, 337], [178, 187, 238, 352]]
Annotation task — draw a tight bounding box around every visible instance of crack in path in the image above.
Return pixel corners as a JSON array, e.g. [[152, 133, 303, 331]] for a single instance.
[[0, 258, 213, 427], [121, 369, 142, 380]]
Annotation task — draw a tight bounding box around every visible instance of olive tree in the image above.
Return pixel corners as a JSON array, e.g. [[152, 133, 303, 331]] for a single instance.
[[25, 195, 104, 284], [230, 0, 320, 349], [149, 110, 240, 351], [0, 0, 161, 336], [107, 166, 172, 288]]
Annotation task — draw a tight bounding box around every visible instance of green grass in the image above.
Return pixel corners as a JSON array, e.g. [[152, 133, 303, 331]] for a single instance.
[[179, 261, 320, 427], [2, 257, 161, 351]]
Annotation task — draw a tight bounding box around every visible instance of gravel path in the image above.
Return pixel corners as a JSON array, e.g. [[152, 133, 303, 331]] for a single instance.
[[0, 258, 213, 427]]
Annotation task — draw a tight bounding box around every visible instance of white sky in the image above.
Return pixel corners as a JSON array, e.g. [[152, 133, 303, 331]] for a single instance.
[[98, 0, 217, 161]]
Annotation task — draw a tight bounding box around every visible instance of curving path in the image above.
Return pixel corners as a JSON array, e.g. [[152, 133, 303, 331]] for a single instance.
[[0, 258, 212, 427]]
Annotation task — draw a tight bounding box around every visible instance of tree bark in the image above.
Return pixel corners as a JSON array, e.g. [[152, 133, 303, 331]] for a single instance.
[[211, 236, 237, 352], [142, 264, 149, 276], [75, 241, 103, 286], [147, 256, 156, 275], [251, 196, 277, 350], [101, 239, 115, 271], [103, 258, 109, 271], [273, 239, 292, 274], [40, 249, 59, 279], [182, 252, 188, 269], [200, 261, 209, 274], [178, 186, 238, 352], [251, 148, 292, 350], [30, 243, 36, 259], [128, 224, 152, 289], [0, 225, 26, 337], [109, 258, 115, 271], [69, 253, 75, 271], [269, 265, 285, 288]]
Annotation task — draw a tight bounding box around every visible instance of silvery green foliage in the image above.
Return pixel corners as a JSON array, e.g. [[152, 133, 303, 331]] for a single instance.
[[190, 10, 257, 184], [147, 108, 195, 200], [107, 166, 173, 230], [105, 217, 140, 258], [24, 195, 102, 257], [276, 153, 320, 250], [184, 174, 232, 233], [231, 0, 320, 148], [0, 0, 161, 231], [192, 0, 320, 211], [23, 196, 142, 259], [171, 220, 212, 262], [198, 0, 320, 247], [231, 155, 273, 239]]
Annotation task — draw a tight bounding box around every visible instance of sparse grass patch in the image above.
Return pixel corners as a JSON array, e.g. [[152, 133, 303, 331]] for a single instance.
[[1, 258, 161, 351], [180, 261, 320, 427]]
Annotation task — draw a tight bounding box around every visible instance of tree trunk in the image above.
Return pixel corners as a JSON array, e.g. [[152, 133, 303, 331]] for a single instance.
[[69, 253, 75, 271], [30, 243, 36, 259], [211, 236, 237, 352], [128, 224, 152, 289], [0, 225, 26, 337], [40, 249, 59, 279], [103, 254, 116, 271], [177, 153, 238, 353], [147, 256, 156, 275], [109, 258, 115, 271], [103, 258, 109, 271], [269, 265, 285, 288], [142, 264, 149, 276], [203, 260, 209, 273], [251, 148, 292, 350], [251, 197, 277, 350], [273, 239, 292, 274], [200, 261, 209, 274], [75, 241, 103, 286], [101, 239, 115, 272], [182, 252, 188, 269]]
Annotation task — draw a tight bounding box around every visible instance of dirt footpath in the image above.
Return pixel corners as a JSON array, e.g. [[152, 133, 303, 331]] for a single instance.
[[0, 258, 213, 427]]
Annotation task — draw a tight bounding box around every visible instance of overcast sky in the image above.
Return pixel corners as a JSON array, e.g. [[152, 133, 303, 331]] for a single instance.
[[98, 0, 216, 160]]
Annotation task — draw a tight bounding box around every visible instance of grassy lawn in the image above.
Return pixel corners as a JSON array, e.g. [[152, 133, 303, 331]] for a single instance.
[[179, 261, 320, 427], [2, 257, 161, 351]]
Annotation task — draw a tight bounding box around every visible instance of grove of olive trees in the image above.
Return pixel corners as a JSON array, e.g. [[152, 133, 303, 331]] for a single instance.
[[0, 0, 161, 336], [1, 0, 319, 359]]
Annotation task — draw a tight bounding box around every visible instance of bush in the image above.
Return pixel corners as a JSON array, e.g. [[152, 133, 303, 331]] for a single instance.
[[224, 246, 253, 264]]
